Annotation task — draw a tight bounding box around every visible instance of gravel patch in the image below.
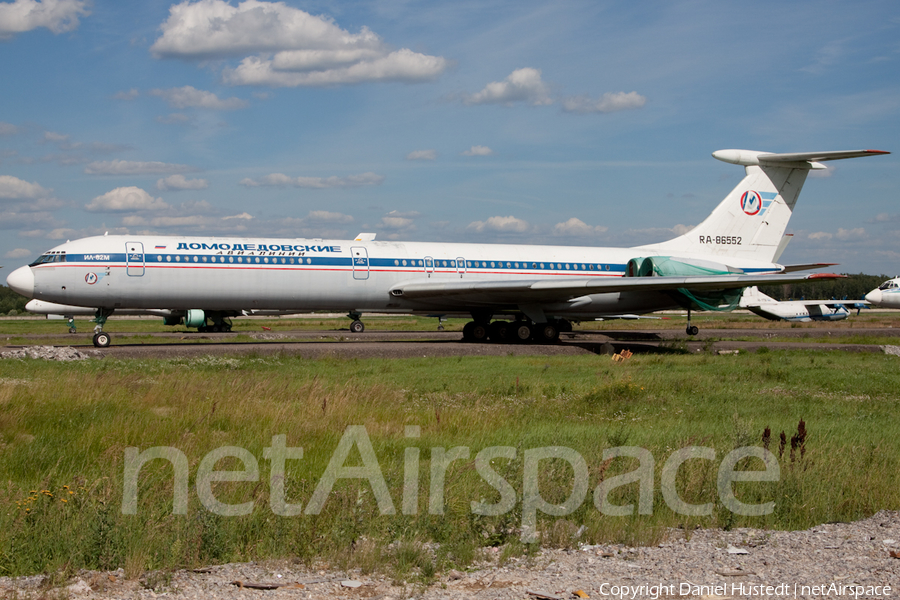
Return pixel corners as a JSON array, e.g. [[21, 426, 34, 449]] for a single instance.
[[1, 511, 897, 599], [0, 345, 98, 361]]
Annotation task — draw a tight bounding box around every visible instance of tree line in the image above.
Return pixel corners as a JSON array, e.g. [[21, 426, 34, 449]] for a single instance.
[[758, 273, 892, 301], [0, 285, 29, 315]]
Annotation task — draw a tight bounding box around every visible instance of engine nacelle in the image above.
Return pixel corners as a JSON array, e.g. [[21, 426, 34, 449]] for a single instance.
[[625, 256, 744, 311], [184, 309, 206, 328], [626, 256, 743, 278]]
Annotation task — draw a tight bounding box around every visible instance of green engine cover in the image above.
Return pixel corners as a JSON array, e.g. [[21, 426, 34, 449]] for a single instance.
[[626, 256, 743, 311], [184, 309, 206, 328]]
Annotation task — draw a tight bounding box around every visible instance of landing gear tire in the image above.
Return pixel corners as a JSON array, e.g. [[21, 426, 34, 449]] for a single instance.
[[92, 332, 111, 348], [535, 322, 559, 343], [512, 322, 533, 343], [489, 321, 510, 343], [686, 325, 699, 336], [350, 320, 365, 333], [471, 323, 489, 342], [463, 321, 488, 341]]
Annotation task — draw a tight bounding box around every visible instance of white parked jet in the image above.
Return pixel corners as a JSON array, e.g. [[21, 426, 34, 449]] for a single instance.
[[739, 286, 862, 322], [865, 277, 900, 308], [6, 149, 888, 347]]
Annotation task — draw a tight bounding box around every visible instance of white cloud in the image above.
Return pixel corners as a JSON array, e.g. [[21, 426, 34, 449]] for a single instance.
[[19, 227, 78, 239], [45, 227, 77, 239], [223, 48, 447, 87], [222, 212, 253, 220], [380, 216, 414, 230], [808, 231, 833, 241], [0, 210, 62, 230], [0, 0, 89, 38], [157, 174, 209, 191], [551, 217, 608, 237], [305, 210, 353, 223], [113, 88, 139, 101], [873, 213, 900, 223], [149, 86, 249, 110], [43, 131, 68, 143], [561, 91, 647, 114], [151, 0, 448, 87], [239, 171, 384, 189], [836, 227, 866, 241], [4, 247, 31, 258], [378, 210, 419, 232], [0, 122, 17, 136], [463, 68, 553, 106], [0, 175, 51, 199], [151, 0, 380, 59], [467, 215, 529, 233], [407, 149, 437, 161], [85, 187, 170, 212], [122, 215, 209, 227], [157, 113, 191, 125], [461, 145, 493, 156], [85, 160, 196, 175]]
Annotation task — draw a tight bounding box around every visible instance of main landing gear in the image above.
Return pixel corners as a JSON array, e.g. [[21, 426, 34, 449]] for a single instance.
[[461, 317, 572, 344], [348, 312, 365, 333], [91, 308, 113, 348]]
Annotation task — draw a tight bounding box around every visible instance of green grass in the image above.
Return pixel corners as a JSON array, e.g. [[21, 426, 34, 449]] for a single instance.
[[0, 349, 898, 579], [3, 311, 900, 347]]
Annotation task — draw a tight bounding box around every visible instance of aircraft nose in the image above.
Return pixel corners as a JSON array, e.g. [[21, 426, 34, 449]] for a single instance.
[[6, 266, 35, 299], [865, 289, 882, 305]]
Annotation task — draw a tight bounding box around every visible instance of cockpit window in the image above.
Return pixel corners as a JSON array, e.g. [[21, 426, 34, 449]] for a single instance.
[[29, 252, 67, 267], [879, 281, 899, 290]]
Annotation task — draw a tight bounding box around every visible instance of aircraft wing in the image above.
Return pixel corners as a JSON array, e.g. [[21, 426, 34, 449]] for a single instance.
[[391, 272, 843, 305]]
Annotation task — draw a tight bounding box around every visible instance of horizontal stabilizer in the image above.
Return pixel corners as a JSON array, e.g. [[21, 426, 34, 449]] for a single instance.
[[781, 263, 839, 273], [713, 149, 889, 167]]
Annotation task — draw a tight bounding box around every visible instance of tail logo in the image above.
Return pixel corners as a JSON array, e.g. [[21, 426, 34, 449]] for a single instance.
[[740, 190, 762, 216]]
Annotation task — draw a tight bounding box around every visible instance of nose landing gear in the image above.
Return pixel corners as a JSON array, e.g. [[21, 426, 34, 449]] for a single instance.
[[91, 309, 113, 348], [348, 312, 365, 333]]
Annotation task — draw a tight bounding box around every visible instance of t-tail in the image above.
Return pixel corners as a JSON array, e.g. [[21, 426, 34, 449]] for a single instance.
[[640, 149, 889, 265]]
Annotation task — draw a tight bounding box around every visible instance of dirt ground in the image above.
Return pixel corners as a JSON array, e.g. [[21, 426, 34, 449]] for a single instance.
[[4, 326, 900, 360]]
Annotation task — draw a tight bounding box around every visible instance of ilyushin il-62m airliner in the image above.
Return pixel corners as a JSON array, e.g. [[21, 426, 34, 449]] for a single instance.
[[6, 149, 889, 348]]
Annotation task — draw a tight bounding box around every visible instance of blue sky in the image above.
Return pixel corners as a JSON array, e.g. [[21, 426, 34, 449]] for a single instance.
[[1, 0, 898, 274]]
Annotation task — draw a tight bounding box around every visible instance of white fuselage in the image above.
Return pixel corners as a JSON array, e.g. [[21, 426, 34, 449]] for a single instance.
[[865, 277, 900, 309], [739, 287, 851, 322], [11, 234, 779, 319]]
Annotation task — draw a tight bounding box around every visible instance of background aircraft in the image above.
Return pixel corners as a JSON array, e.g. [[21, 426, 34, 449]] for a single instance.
[[865, 277, 900, 309], [739, 286, 865, 322], [6, 149, 887, 348]]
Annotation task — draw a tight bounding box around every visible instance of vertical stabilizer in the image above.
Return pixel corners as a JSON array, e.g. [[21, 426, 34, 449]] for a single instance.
[[639, 149, 889, 264]]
